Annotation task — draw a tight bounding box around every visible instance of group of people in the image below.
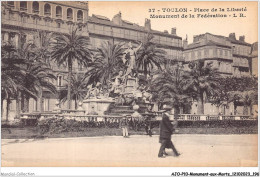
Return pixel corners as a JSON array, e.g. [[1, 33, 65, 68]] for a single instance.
[[119, 106, 181, 158]]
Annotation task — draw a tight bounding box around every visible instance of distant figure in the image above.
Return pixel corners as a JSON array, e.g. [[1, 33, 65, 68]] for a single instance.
[[144, 116, 152, 137], [158, 105, 180, 158], [120, 117, 129, 138], [123, 42, 142, 77]]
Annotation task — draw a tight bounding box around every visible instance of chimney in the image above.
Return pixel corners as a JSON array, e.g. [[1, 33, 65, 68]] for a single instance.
[[112, 11, 122, 26], [171, 27, 176, 35], [144, 18, 151, 31], [193, 35, 199, 42], [183, 39, 188, 49], [229, 33, 236, 40], [239, 35, 245, 42]]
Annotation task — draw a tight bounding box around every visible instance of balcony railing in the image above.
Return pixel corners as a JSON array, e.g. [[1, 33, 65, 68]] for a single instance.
[[33, 9, 39, 14], [20, 7, 27, 12], [56, 14, 62, 18]]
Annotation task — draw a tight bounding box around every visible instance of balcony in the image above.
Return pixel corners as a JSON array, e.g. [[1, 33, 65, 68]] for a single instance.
[[56, 14, 62, 19], [67, 16, 73, 21], [20, 7, 27, 12], [33, 9, 39, 14], [44, 12, 51, 17], [77, 18, 83, 22]]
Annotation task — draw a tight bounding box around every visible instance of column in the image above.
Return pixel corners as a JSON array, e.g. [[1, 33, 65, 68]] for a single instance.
[[39, 1, 44, 16], [73, 8, 77, 22], [27, 1, 32, 13]]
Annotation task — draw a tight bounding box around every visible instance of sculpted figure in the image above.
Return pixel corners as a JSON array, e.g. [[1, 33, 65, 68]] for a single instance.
[[123, 42, 142, 77]]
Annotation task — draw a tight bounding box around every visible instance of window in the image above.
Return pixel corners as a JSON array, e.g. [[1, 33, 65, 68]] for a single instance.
[[56, 6, 62, 18], [32, 1, 39, 14], [67, 8, 73, 20], [219, 49, 223, 56], [198, 51, 201, 58], [20, 2, 27, 11], [204, 49, 209, 56], [7, 1, 14, 8], [191, 51, 195, 58], [77, 10, 83, 21], [213, 48, 217, 56], [57, 22, 61, 28], [21, 15, 27, 23], [224, 50, 228, 56], [44, 3, 51, 16]]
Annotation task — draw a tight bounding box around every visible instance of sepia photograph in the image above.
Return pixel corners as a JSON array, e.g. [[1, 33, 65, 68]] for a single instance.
[[1, 0, 258, 173]]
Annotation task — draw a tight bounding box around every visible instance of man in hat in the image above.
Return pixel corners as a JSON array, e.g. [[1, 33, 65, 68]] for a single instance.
[[158, 105, 180, 158]]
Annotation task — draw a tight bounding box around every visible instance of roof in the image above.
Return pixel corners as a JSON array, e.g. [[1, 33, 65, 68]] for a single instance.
[[186, 40, 231, 50], [92, 14, 110, 21], [205, 32, 251, 46], [88, 15, 182, 39], [49, 1, 88, 10], [227, 37, 251, 46]]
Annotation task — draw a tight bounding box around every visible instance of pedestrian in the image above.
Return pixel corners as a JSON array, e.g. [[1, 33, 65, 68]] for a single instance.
[[120, 117, 129, 138], [158, 105, 180, 158], [144, 115, 152, 137]]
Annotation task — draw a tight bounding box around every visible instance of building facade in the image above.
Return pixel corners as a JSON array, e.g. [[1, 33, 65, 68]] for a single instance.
[[87, 12, 183, 60], [183, 33, 254, 115], [1, 1, 89, 120]]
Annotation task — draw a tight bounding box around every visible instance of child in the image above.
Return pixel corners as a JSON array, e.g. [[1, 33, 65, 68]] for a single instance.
[[120, 117, 129, 138]]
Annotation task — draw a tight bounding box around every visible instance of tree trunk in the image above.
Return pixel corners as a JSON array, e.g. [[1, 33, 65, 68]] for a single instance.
[[67, 59, 72, 109], [197, 92, 204, 114], [24, 95, 30, 112], [1, 98, 4, 120], [37, 90, 43, 112], [6, 97, 11, 122], [16, 91, 21, 119], [21, 92, 25, 113], [75, 99, 77, 110]]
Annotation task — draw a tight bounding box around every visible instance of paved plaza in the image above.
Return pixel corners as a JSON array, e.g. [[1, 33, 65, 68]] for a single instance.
[[1, 134, 258, 167]]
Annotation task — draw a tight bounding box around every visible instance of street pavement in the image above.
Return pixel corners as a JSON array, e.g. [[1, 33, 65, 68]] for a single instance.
[[1, 134, 258, 167]]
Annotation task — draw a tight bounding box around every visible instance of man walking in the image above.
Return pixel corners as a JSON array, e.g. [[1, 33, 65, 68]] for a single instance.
[[158, 105, 180, 158]]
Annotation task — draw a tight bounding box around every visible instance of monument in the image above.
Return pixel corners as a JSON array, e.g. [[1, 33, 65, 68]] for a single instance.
[[82, 41, 153, 116]]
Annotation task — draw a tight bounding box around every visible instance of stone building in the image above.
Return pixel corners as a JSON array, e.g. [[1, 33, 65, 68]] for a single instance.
[[1, 1, 89, 120], [183, 33, 254, 115], [87, 12, 183, 61]]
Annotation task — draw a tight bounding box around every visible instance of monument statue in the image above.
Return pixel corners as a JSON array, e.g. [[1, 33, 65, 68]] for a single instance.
[[110, 70, 125, 94], [123, 42, 142, 77]]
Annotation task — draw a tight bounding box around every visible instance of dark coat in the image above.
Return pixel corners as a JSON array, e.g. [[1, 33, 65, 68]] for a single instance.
[[159, 113, 174, 141]]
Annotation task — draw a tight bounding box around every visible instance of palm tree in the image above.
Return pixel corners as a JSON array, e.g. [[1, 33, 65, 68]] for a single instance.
[[183, 60, 220, 114], [87, 41, 125, 88], [151, 64, 190, 114], [50, 28, 92, 109], [136, 33, 167, 78], [22, 60, 57, 112], [15, 42, 56, 113], [1, 44, 26, 120], [59, 74, 90, 109], [32, 31, 53, 65]]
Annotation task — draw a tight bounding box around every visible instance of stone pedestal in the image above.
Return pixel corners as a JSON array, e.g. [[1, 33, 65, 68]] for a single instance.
[[125, 77, 136, 94], [82, 98, 115, 115]]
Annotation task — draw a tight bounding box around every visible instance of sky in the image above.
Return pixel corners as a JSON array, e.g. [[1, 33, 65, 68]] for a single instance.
[[88, 1, 258, 44]]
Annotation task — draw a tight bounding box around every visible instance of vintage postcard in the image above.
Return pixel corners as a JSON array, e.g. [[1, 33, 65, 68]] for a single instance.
[[1, 0, 258, 173]]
